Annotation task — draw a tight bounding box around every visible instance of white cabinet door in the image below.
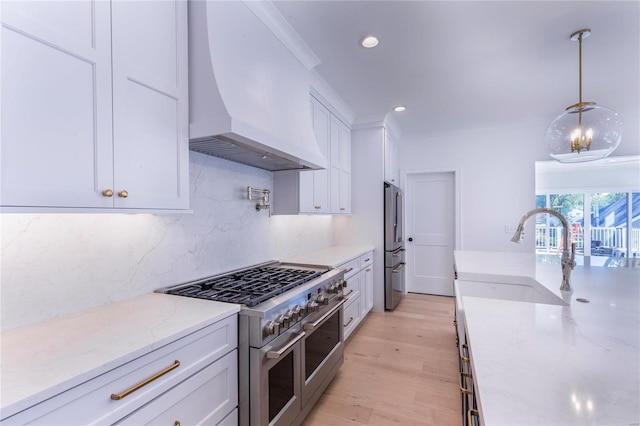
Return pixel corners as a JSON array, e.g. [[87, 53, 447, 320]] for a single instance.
[[0, 0, 189, 211], [362, 262, 374, 315], [330, 116, 351, 214], [309, 98, 330, 213], [339, 122, 351, 214], [330, 115, 341, 214], [110, 0, 189, 210], [384, 130, 399, 184], [1, 0, 114, 208]]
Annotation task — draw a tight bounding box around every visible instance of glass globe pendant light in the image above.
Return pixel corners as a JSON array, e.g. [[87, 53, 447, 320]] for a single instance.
[[545, 29, 623, 163]]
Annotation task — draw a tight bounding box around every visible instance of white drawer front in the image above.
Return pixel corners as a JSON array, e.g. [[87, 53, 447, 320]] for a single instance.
[[217, 408, 238, 425], [343, 270, 361, 302], [340, 258, 360, 280], [4, 316, 237, 426], [359, 251, 373, 269], [343, 296, 361, 340], [115, 350, 238, 426]]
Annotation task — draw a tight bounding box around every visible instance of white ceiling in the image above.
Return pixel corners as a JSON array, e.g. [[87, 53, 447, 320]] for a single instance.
[[272, 1, 640, 139]]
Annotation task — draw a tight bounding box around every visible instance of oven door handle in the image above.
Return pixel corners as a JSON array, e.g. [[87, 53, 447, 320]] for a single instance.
[[266, 331, 305, 359], [303, 298, 346, 331]]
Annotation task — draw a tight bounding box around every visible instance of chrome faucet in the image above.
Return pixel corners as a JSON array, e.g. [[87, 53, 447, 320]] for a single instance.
[[511, 208, 576, 292]]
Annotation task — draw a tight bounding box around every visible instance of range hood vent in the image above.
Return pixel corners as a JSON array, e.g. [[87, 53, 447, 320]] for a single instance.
[[190, 135, 315, 172], [188, 1, 327, 172]]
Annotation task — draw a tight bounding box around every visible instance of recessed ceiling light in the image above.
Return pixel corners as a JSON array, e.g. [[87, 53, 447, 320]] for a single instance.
[[393, 106, 406, 112], [360, 35, 379, 48]]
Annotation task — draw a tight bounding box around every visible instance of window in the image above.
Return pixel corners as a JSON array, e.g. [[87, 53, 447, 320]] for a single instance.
[[535, 192, 639, 267], [535, 157, 640, 268]]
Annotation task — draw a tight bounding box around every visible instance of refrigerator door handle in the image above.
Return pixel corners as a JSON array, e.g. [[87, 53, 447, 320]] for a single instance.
[[395, 191, 403, 242]]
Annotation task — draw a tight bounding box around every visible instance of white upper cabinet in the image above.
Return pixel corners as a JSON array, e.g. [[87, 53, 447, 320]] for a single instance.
[[330, 115, 351, 214], [384, 129, 400, 184], [273, 96, 350, 215], [0, 0, 189, 211], [307, 98, 331, 213]]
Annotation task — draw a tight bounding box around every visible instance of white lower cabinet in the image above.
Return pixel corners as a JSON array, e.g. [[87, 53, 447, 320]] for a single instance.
[[340, 251, 374, 340], [2, 316, 238, 426]]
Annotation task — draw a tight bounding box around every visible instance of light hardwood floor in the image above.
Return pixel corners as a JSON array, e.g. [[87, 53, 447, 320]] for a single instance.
[[303, 293, 461, 425]]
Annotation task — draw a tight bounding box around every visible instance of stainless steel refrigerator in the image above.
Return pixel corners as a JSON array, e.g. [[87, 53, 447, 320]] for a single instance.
[[384, 182, 405, 310]]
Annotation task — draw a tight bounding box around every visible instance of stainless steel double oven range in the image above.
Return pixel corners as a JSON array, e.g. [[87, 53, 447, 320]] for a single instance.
[[159, 261, 347, 425]]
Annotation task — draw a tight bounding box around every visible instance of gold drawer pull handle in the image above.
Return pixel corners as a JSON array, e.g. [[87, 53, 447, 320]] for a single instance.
[[102, 189, 113, 197], [459, 372, 472, 395], [118, 190, 129, 198], [467, 409, 479, 425], [461, 343, 470, 362], [366, 268, 371, 272], [111, 360, 180, 400], [344, 316, 354, 327], [343, 289, 354, 298], [364, 258, 370, 262]]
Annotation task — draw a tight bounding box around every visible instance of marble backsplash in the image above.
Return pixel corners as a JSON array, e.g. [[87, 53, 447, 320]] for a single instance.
[[1, 152, 336, 331]]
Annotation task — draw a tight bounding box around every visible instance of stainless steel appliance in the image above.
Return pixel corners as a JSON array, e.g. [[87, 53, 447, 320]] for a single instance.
[[384, 182, 405, 310], [158, 261, 346, 426]]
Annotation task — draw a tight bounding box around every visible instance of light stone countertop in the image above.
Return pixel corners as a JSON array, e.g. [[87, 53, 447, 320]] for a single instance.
[[454, 250, 640, 425], [0, 293, 239, 419], [283, 245, 374, 268]]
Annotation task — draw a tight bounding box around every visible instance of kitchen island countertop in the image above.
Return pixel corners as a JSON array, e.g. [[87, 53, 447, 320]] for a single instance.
[[0, 293, 239, 419], [283, 245, 374, 268], [454, 250, 639, 425]]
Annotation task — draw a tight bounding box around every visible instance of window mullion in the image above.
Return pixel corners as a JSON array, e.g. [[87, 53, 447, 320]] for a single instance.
[[627, 192, 633, 260], [584, 193, 592, 258]]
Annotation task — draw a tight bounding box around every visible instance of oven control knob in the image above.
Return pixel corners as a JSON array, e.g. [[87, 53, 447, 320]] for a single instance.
[[265, 320, 280, 336], [277, 314, 291, 329], [338, 279, 347, 289], [328, 284, 338, 294], [290, 305, 301, 321], [306, 301, 319, 313], [315, 294, 329, 305]]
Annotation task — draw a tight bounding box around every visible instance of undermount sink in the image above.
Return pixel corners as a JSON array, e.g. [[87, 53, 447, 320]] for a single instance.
[[454, 277, 568, 346], [455, 278, 567, 306]]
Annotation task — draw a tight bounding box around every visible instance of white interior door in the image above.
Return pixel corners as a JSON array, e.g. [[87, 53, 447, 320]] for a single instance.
[[406, 172, 456, 296]]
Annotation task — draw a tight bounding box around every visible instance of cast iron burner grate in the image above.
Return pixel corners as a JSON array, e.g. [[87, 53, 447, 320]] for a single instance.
[[167, 266, 322, 307]]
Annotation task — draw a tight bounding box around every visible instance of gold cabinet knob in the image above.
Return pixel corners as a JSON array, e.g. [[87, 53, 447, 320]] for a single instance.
[[102, 189, 114, 197], [174, 422, 181, 426], [117, 190, 129, 198]]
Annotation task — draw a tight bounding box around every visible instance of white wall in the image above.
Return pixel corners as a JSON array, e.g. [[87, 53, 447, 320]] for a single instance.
[[0, 152, 334, 331], [399, 114, 640, 253], [536, 156, 640, 193]]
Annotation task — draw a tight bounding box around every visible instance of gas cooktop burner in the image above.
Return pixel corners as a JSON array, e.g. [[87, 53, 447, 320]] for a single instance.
[[166, 264, 324, 307]]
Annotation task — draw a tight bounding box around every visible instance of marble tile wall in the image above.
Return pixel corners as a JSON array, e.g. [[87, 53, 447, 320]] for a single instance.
[[1, 152, 335, 331]]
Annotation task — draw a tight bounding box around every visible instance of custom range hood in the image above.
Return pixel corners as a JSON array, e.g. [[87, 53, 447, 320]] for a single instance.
[[188, 1, 327, 171]]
